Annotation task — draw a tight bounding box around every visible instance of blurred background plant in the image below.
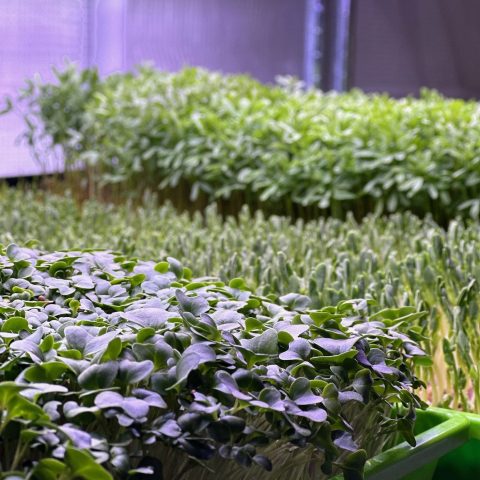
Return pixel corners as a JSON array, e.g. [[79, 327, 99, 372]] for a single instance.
[[10, 65, 480, 224]]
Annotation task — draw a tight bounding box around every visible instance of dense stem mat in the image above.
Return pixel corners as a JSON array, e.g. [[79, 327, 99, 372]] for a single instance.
[[0, 188, 476, 409]]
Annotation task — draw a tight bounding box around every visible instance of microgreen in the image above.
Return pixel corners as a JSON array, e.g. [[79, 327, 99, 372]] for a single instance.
[[9, 65, 480, 223], [0, 188, 477, 409], [0, 244, 425, 479]]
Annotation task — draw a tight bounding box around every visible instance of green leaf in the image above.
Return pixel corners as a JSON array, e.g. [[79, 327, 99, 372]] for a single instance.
[[64, 447, 113, 480], [24, 362, 69, 382], [154, 261, 169, 273], [310, 349, 358, 365], [240, 329, 278, 356], [101, 337, 122, 362], [175, 290, 209, 316], [13, 396, 46, 420], [352, 369, 373, 400], [341, 449, 367, 480], [2, 316, 29, 333], [0, 382, 26, 408], [136, 327, 156, 343], [78, 362, 119, 390], [130, 273, 146, 287], [290, 378, 323, 405], [40, 334, 55, 353], [34, 458, 68, 480], [170, 344, 215, 388], [229, 278, 247, 290]]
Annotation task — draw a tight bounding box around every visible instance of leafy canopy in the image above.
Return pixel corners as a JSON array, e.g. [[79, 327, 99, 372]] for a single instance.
[[0, 244, 426, 479], [12, 65, 480, 222]]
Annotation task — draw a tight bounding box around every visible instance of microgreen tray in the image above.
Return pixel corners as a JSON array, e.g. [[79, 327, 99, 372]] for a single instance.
[[333, 407, 480, 480]]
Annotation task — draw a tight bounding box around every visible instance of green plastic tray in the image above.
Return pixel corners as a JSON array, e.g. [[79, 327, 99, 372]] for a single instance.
[[333, 407, 480, 480]]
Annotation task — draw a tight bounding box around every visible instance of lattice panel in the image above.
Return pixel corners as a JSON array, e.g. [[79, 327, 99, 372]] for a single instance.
[[125, 0, 307, 84], [0, 0, 90, 176]]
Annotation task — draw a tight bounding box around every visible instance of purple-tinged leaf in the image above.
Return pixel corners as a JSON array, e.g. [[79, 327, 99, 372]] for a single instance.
[[122, 308, 173, 328], [279, 293, 311, 310], [279, 338, 311, 361], [60, 425, 92, 449], [334, 432, 358, 452], [78, 362, 118, 389], [121, 397, 149, 419], [158, 419, 182, 438], [170, 344, 215, 387], [289, 378, 323, 406], [95, 391, 123, 409], [250, 388, 285, 411], [313, 337, 361, 355], [338, 391, 363, 404], [214, 371, 251, 400], [175, 290, 209, 316], [118, 359, 154, 384], [132, 389, 167, 409]]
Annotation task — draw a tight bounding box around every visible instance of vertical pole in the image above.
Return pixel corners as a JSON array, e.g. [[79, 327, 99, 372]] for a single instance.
[[331, 0, 352, 91], [304, 0, 323, 88], [90, 0, 127, 75]]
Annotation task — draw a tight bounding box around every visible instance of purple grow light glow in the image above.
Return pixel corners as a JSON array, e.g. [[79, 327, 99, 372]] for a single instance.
[[0, 0, 310, 179]]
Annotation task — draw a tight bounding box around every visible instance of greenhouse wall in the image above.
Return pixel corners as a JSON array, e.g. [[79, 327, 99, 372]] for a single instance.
[[0, 0, 310, 179], [349, 0, 480, 98], [0, 0, 90, 177], [125, 0, 307, 83], [1, 0, 479, 178]]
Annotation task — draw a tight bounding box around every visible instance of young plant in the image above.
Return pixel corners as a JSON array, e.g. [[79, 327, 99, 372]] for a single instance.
[[0, 244, 426, 479], [0, 187, 478, 409], [8, 65, 480, 222]]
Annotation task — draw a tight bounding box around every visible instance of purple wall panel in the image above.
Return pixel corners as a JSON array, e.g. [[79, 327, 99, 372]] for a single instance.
[[0, 0, 308, 178], [350, 0, 480, 98], [0, 0, 89, 177], [125, 0, 307, 83]]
